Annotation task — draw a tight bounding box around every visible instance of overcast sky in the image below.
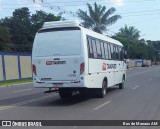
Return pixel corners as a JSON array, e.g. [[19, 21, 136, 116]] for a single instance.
[[0, 0, 160, 41]]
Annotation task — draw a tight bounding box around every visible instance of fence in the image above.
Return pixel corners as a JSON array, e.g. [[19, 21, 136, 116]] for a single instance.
[[0, 52, 32, 81], [128, 59, 152, 68], [0, 52, 153, 81]]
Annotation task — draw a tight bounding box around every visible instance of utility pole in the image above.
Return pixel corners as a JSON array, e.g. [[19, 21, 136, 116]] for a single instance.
[[153, 48, 155, 64], [127, 41, 129, 59], [127, 35, 130, 59]]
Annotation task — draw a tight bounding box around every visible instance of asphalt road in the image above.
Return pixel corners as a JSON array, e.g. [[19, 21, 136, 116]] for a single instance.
[[0, 65, 160, 129]]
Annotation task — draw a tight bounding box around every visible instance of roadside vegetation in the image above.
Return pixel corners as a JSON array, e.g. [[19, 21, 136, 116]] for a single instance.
[[0, 3, 160, 61], [0, 78, 32, 87], [77, 2, 121, 34]]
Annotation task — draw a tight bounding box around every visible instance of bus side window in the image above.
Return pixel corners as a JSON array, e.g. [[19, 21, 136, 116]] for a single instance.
[[108, 43, 111, 59], [119, 47, 123, 60], [110, 44, 114, 60], [96, 40, 102, 59], [104, 43, 109, 59], [115, 46, 120, 60], [91, 39, 98, 58], [123, 49, 127, 59], [100, 42, 105, 59], [87, 37, 94, 58]]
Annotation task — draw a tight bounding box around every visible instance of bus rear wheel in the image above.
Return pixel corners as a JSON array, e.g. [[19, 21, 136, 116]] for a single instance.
[[59, 88, 72, 98], [97, 80, 107, 98], [119, 76, 125, 89]]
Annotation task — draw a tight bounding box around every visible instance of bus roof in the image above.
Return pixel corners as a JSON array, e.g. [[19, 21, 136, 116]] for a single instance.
[[42, 20, 123, 47], [43, 20, 80, 28]]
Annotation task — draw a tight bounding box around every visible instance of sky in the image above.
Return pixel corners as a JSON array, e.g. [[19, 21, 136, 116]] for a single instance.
[[0, 0, 160, 41]]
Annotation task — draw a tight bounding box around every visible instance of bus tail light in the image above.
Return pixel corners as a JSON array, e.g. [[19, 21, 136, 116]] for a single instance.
[[80, 63, 84, 74], [32, 64, 37, 76]]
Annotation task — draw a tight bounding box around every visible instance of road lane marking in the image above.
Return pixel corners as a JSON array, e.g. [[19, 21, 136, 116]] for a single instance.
[[127, 70, 152, 78], [93, 101, 111, 111], [13, 88, 32, 93], [0, 106, 15, 111], [132, 86, 140, 90], [0, 94, 58, 111], [13, 94, 58, 106]]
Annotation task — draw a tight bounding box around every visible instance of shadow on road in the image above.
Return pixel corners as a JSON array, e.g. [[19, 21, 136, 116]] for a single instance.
[[23, 86, 121, 107], [0, 86, 121, 107]]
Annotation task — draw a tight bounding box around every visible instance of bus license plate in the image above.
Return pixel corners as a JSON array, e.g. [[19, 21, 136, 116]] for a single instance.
[[53, 83, 63, 87]]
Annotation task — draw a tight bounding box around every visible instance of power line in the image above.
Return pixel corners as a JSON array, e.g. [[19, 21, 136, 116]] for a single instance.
[[0, 0, 156, 5], [37, 0, 157, 4], [26, 0, 160, 18], [122, 12, 160, 18], [1, 0, 160, 24], [32, 0, 78, 17], [0, 0, 160, 17], [118, 9, 160, 15], [0, 3, 33, 6], [28, 0, 157, 8], [129, 16, 160, 24], [1, 6, 160, 19], [109, 16, 160, 30]]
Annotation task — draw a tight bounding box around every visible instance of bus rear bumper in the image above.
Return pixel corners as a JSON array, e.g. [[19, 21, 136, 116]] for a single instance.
[[33, 77, 86, 88]]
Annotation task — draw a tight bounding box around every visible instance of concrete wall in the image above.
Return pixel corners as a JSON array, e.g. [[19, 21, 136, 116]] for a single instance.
[[143, 60, 151, 66], [20, 56, 32, 78], [128, 59, 152, 68], [0, 52, 32, 81], [5, 55, 19, 80], [128, 60, 136, 68], [0, 52, 153, 81]]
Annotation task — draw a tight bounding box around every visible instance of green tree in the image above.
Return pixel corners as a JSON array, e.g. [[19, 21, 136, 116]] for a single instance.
[[113, 25, 149, 59], [1, 7, 32, 52], [0, 26, 12, 51], [77, 2, 121, 34], [31, 10, 61, 35], [118, 25, 140, 40], [0, 8, 62, 52], [147, 40, 160, 61]]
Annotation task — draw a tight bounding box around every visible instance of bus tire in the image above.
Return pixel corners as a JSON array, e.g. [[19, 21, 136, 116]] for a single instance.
[[59, 89, 72, 98], [97, 79, 107, 98], [119, 76, 125, 89]]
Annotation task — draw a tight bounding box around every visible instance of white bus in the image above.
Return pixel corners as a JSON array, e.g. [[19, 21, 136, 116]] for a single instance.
[[32, 21, 127, 98]]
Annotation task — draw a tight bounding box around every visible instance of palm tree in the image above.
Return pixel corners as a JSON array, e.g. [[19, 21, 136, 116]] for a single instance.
[[77, 2, 121, 34], [118, 25, 140, 40], [113, 25, 141, 58]]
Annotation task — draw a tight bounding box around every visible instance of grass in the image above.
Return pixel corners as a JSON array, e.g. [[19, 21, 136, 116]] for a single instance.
[[0, 78, 32, 87]]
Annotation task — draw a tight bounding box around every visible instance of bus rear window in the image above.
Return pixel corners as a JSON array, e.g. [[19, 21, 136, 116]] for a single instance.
[[34, 30, 81, 57]]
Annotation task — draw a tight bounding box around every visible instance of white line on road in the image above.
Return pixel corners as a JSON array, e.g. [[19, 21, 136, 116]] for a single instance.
[[127, 70, 152, 78], [0, 94, 58, 111], [93, 101, 111, 111], [132, 86, 140, 90], [0, 106, 14, 110], [13, 88, 32, 93]]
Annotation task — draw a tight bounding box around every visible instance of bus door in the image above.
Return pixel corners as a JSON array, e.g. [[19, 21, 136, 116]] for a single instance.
[[114, 46, 123, 84], [107, 44, 115, 86]]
